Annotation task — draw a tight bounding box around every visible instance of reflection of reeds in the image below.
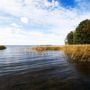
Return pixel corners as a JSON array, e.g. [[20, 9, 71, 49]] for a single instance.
[[32, 45, 90, 62], [74, 63, 90, 76]]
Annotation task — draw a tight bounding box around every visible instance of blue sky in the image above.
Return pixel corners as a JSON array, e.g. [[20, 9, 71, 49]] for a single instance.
[[0, 0, 90, 45], [57, 0, 76, 8]]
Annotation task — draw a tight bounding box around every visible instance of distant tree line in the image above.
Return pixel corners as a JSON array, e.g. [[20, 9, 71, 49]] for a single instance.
[[65, 19, 90, 44]]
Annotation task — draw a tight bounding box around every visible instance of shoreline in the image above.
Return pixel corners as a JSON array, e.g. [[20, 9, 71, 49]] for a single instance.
[[32, 45, 90, 62]]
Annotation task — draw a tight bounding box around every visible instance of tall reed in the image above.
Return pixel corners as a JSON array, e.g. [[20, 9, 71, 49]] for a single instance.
[[62, 45, 90, 63], [32, 45, 90, 62]]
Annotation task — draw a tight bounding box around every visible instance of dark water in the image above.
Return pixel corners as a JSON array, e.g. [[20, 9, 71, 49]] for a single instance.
[[0, 46, 90, 90]]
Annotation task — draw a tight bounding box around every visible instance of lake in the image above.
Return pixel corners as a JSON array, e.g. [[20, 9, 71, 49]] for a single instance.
[[0, 46, 90, 90]]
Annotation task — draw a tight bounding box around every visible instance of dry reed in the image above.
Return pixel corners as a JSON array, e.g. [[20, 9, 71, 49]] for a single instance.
[[32, 45, 90, 62]]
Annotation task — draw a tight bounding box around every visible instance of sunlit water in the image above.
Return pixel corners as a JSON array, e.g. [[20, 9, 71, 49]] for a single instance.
[[0, 46, 90, 90]]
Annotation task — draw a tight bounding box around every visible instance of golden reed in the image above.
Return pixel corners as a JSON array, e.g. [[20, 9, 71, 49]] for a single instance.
[[32, 45, 90, 62]]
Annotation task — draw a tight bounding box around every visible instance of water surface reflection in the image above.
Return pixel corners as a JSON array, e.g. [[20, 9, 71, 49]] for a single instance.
[[0, 46, 90, 90]]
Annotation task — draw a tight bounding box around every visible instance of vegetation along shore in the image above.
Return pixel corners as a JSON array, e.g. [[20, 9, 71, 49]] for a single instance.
[[32, 45, 90, 62], [32, 19, 90, 62]]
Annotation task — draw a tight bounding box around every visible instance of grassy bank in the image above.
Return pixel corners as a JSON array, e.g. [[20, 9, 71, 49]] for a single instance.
[[0, 45, 6, 50], [62, 45, 90, 63], [32, 46, 61, 51], [32, 45, 90, 62]]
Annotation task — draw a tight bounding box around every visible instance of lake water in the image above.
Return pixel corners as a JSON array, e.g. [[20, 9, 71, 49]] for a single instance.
[[0, 46, 90, 90]]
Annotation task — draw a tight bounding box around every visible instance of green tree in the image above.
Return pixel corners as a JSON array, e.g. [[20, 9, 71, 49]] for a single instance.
[[74, 19, 90, 44], [65, 19, 90, 44], [66, 31, 74, 44]]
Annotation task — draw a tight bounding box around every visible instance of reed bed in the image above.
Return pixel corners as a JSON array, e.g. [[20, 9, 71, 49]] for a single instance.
[[32, 46, 62, 51], [32, 45, 90, 62], [61, 45, 90, 62]]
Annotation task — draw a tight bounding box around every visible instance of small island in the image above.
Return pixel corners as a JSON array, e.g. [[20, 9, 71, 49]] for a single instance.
[[0, 45, 6, 50]]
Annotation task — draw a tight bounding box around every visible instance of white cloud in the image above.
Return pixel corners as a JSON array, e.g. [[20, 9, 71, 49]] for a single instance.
[[20, 17, 29, 24], [0, 0, 90, 45], [11, 23, 19, 28], [44, 0, 59, 7], [0, 26, 62, 45]]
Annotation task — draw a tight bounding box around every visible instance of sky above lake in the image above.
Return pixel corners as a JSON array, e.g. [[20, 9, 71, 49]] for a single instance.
[[0, 0, 90, 45]]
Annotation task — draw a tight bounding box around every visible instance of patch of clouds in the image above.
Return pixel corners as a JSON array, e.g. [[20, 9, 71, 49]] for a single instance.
[[0, 0, 90, 45], [0, 26, 61, 45], [20, 17, 29, 24]]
